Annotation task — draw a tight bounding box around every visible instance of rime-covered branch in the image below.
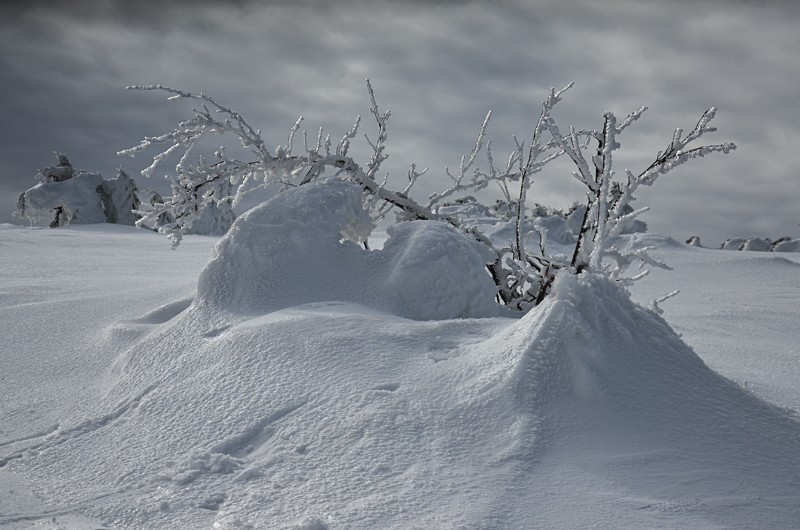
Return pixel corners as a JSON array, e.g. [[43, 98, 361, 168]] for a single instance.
[[514, 83, 573, 262], [121, 80, 735, 310]]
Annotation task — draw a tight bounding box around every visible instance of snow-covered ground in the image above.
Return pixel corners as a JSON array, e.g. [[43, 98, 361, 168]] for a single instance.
[[1, 222, 799, 529]]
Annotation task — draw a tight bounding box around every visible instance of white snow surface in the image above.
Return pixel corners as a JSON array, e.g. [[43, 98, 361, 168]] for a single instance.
[[196, 179, 499, 320], [1, 205, 800, 528]]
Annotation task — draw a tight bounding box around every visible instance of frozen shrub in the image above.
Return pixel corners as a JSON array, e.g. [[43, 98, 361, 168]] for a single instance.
[[686, 236, 703, 247], [741, 238, 770, 252], [15, 154, 141, 228], [718, 235, 800, 253], [123, 81, 735, 312], [771, 238, 800, 252], [99, 168, 141, 225]]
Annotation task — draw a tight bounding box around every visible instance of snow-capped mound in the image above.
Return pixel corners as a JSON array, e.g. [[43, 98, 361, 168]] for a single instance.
[[772, 237, 800, 252], [718, 236, 800, 253], [100, 169, 140, 225], [196, 178, 499, 320], [742, 237, 770, 251], [488, 271, 800, 527], [16, 172, 109, 226], [14, 163, 141, 228], [8, 267, 800, 528], [381, 220, 499, 320]]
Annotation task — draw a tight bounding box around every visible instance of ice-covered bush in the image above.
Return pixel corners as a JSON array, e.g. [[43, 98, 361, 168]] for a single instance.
[[771, 238, 800, 252], [122, 81, 735, 312], [718, 236, 800, 252], [15, 154, 141, 228], [99, 168, 141, 225], [15, 153, 236, 235]]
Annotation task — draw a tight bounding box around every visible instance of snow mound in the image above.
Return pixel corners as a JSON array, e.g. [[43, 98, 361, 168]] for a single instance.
[[16, 172, 108, 225], [196, 178, 499, 320], [15, 169, 141, 227], [3, 190, 799, 528], [489, 271, 800, 527], [773, 237, 800, 252], [719, 236, 800, 252], [4, 262, 799, 527]]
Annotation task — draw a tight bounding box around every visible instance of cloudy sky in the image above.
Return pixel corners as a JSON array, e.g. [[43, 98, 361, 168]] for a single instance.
[[1, 0, 798, 245]]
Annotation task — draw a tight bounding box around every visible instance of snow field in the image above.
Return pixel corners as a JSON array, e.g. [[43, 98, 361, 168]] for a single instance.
[[1, 184, 799, 528]]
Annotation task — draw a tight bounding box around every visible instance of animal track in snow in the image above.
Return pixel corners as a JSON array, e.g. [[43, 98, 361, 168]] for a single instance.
[[0, 384, 157, 468], [156, 401, 308, 486]]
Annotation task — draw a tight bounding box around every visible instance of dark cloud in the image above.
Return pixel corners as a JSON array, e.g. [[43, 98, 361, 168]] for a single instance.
[[1, 0, 798, 245]]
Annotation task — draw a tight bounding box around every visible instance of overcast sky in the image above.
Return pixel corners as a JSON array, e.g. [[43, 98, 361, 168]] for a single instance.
[[1, 0, 798, 245]]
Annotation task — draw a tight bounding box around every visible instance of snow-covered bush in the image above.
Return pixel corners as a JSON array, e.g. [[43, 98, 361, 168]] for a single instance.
[[99, 168, 141, 225], [122, 82, 734, 312], [15, 154, 141, 228], [14, 153, 235, 235], [717, 235, 800, 252], [136, 188, 174, 231], [195, 178, 499, 320], [771, 238, 800, 252]]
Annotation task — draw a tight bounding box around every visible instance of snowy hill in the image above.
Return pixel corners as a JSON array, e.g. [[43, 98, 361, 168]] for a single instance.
[[1, 223, 799, 529]]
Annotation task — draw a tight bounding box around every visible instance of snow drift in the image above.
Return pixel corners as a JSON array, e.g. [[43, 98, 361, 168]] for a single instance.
[[195, 178, 500, 320], [2, 207, 800, 528], [3, 273, 799, 528]]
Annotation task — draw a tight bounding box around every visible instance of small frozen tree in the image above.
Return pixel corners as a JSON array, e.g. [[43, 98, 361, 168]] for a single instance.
[[99, 167, 141, 225], [121, 81, 734, 311], [15, 154, 144, 228]]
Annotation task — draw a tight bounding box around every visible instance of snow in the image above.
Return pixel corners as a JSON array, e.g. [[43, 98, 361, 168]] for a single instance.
[[196, 179, 499, 320], [15, 173, 108, 226], [15, 170, 140, 228], [773, 238, 800, 252], [100, 170, 140, 226], [182, 201, 236, 237], [2, 208, 800, 527]]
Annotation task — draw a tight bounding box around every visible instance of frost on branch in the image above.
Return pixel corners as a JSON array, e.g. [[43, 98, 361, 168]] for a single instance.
[[542, 102, 735, 285], [122, 81, 735, 312]]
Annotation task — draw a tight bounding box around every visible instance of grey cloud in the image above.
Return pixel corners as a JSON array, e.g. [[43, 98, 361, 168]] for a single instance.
[[1, 0, 798, 245]]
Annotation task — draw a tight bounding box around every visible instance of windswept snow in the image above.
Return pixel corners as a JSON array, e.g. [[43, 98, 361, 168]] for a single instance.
[[628, 233, 800, 412], [1, 199, 799, 528]]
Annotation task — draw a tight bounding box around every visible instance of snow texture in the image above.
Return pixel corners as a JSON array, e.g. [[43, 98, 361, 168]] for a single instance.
[[1, 210, 800, 528], [196, 178, 500, 320]]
